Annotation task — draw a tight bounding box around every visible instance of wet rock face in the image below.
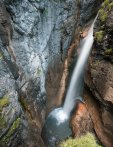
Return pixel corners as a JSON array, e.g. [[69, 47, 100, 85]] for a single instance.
[[86, 1, 113, 105], [80, 0, 103, 25], [71, 102, 93, 138], [0, 0, 101, 146], [83, 90, 113, 147], [84, 1, 113, 146], [0, 2, 13, 46]]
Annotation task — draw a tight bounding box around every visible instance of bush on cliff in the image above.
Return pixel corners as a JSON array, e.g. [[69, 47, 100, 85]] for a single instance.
[[60, 133, 101, 147]]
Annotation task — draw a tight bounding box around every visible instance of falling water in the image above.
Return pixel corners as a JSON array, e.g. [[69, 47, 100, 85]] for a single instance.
[[63, 16, 97, 116], [42, 16, 98, 147]]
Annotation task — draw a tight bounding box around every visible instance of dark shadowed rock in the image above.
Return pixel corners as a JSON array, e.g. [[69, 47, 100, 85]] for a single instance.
[[84, 2, 113, 146]]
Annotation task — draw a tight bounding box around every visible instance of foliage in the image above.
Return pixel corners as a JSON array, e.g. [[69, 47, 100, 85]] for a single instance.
[[99, 0, 113, 22], [101, 0, 110, 8], [108, 2, 113, 10], [95, 31, 105, 42], [100, 13, 108, 22], [98, 8, 104, 15], [59, 133, 101, 147]]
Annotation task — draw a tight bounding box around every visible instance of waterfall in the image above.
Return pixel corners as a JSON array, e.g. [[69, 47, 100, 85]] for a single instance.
[[63, 16, 97, 116], [41, 16, 98, 147]]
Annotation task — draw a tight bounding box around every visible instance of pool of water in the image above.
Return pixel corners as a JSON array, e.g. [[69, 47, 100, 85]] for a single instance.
[[41, 108, 72, 147]]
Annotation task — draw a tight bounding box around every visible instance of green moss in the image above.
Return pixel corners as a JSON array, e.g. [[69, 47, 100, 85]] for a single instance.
[[0, 114, 6, 129], [0, 96, 10, 108], [0, 96, 9, 131], [100, 13, 108, 22], [1, 118, 21, 143], [8, 118, 21, 135], [102, 0, 110, 8], [60, 133, 101, 147], [95, 31, 105, 42], [104, 48, 113, 54], [108, 2, 113, 10], [98, 0, 113, 22], [98, 8, 105, 15]]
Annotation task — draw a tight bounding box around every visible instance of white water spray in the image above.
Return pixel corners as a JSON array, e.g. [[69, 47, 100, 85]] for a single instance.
[[63, 16, 98, 116]]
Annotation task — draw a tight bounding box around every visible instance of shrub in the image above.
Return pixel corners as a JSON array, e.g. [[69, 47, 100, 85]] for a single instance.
[[99, 0, 113, 22], [108, 2, 113, 11], [95, 31, 105, 42], [60, 133, 101, 147], [100, 13, 108, 22], [101, 0, 110, 8]]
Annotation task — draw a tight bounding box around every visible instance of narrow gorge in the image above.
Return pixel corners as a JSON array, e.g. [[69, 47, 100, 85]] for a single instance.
[[0, 0, 113, 147]]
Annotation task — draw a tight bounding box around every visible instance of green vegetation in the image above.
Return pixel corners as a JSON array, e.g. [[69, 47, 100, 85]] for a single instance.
[[101, 0, 110, 8], [98, 0, 113, 22], [108, 2, 113, 10], [100, 13, 108, 22], [95, 31, 105, 42], [0, 96, 10, 108], [60, 133, 101, 147], [0, 113, 6, 129], [0, 96, 9, 130], [98, 8, 104, 15], [104, 48, 113, 55], [0, 95, 20, 144], [1, 118, 21, 143], [96, 0, 113, 47]]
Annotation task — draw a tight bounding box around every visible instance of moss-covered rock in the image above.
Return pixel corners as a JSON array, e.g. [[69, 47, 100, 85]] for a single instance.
[[100, 13, 108, 22], [94, 0, 113, 58], [0, 118, 21, 144], [98, 0, 113, 22], [108, 2, 113, 10], [0, 113, 6, 129], [0, 96, 10, 108], [95, 31, 105, 42], [101, 0, 110, 8], [104, 48, 113, 55], [0, 96, 9, 132], [60, 133, 101, 147]]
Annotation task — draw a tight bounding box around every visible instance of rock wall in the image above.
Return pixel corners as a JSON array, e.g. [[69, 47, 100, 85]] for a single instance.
[[84, 1, 113, 146]]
